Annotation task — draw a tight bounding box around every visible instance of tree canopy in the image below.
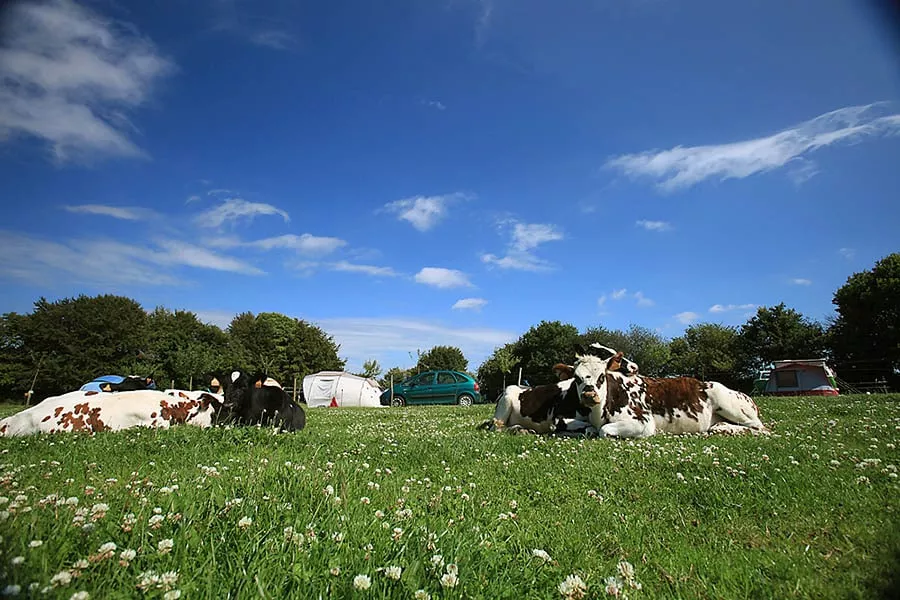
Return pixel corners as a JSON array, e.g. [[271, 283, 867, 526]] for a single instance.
[[416, 345, 468, 373], [735, 303, 827, 376]]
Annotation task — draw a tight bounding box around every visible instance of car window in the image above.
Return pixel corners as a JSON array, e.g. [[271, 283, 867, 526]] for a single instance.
[[412, 372, 434, 385], [437, 372, 455, 385], [452, 373, 467, 383]]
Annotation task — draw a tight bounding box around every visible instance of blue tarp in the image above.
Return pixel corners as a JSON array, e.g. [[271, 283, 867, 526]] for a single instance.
[[79, 375, 125, 392]]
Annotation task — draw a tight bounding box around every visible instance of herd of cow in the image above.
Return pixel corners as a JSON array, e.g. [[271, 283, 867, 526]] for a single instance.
[[0, 343, 767, 439]]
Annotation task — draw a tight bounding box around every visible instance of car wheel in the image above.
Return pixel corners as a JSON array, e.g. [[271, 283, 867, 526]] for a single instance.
[[458, 394, 473, 407], [391, 396, 406, 407]]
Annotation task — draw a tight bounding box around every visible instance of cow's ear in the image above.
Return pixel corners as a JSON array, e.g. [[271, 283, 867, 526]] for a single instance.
[[574, 343, 588, 357], [199, 393, 223, 410], [553, 363, 575, 381], [607, 351, 624, 372]]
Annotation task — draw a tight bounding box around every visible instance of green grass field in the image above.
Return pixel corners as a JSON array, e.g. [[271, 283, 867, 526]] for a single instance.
[[1, 394, 898, 599]]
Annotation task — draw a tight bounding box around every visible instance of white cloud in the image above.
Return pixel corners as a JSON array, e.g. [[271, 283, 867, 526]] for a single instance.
[[247, 234, 346, 254], [314, 316, 514, 372], [481, 220, 564, 272], [186, 195, 202, 203], [422, 99, 446, 111], [611, 288, 628, 300], [414, 267, 473, 288], [452, 297, 487, 311], [193, 310, 235, 330], [209, 1, 297, 50], [790, 278, 812, 286], [597, 295, 607, 307], [674, 311, 699, 325], [63, 204, 156, 220], [636, 220, 672, 232], [0, 231, 263, 287], [0, 0, 174, 162], [838, 247, 855, 260], [330, 261, 400, 277], [382, 193, 467, 231], [709, 303, 756, 313], [196, 198, 290, 228], [634, 291, 654, 307], [606, 103, 900, 191]]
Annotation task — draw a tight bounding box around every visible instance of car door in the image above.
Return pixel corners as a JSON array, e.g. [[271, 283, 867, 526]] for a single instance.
[[433, 371, 459, 404], [405, 372, 435, 405]]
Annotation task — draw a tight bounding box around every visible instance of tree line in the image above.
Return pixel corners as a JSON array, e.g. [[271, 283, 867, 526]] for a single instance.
[[0, 253, 896, 401], [0, 298, 344, 400], [473, 253, 899, 400]]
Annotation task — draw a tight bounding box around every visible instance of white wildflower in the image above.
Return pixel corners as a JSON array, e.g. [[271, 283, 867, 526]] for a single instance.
[[158, 539, 174, 554], [384, 566, 402, 580], [352, 575, 371, 591], [237, 516, 253, 530], [532, 549, 552, 563], [558, 574, 587, 599]]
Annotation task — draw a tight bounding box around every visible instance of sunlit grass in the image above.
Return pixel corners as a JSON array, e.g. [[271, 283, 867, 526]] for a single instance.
[[0, 394, 898, 598]]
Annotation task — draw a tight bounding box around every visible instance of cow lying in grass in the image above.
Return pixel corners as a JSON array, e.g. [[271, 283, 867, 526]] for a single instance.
[[478, 350, 638, 435], [572, 345, 768, 438], [0, 389, 225, 437], [212, 371, 306, 432]]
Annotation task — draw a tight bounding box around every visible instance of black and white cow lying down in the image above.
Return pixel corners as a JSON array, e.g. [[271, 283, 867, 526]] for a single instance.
[[211, 371, 306, 432], [571, 345, 768, 438], [478, 345, 638, 435]]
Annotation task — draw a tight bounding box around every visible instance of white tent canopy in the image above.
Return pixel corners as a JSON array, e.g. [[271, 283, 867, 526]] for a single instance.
[[303, 371, 384, 408]]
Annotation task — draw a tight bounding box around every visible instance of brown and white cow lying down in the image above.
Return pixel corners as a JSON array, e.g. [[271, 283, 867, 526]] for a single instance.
[[0, 389, 224, 437], [477, 377, 590, 435], [571, 347, 768, 438]]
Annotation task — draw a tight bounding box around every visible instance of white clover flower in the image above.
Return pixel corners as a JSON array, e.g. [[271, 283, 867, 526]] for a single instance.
[[352, 575, 371, 590], [558, 574, 587, 599], [158, 539, 174, 554], [1, 585, 20, 597], [120, 549, 136, 562], [98, 542, 117, 555], [439, 573, 458, 588], [360, 497, 371, 505], [414, 590, 431, 600], [532, 549, 551, 563], [238, 517, 253, 530], [70, 592, 89, 600], [28, 540, 43, 548], [329, 567, 340, 576], [384, 566, 402, 580], [603, 576, 621, 597], [374, 510, 385, 519], [617, 561, 635, 581], [163, 591, 181, 600], [430, 555, 444, 570], [72, 559, 89, 570], [10, 556, 24, 566], [50, 570, 73, 587]]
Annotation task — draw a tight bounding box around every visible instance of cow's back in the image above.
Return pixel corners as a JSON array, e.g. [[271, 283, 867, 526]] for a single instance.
[[643, 376, 716, 433]]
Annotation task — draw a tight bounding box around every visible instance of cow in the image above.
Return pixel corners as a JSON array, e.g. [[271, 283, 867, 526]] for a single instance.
[[570, 345, 768, 438], [0, 389, 225, 437], [100, 376, 156, 392], [213, 371, 306, 432]]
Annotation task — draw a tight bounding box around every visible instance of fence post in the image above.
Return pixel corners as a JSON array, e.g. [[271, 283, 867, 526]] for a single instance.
[[293, 375, 298, 403]]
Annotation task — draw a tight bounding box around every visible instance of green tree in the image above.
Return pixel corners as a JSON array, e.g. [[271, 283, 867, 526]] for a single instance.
[[513, 320, 580, 386], [21, 295, 149, 396], [359, 359, 382, 379], [580, 324, 671, 376], [735, 303, 826, 376], [379, 366, 413, 389], [0, 312, 32, 400], [475, 343, 520, 402], [417, 345, 468, 372], [143, 308, 230, 389], [669, 323, 739, 380], [829, 253, 900, 384]]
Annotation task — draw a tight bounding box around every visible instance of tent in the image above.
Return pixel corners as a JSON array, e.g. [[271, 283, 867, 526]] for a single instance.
[[760, 359, 839, 396], [302, 371, 383, 408]]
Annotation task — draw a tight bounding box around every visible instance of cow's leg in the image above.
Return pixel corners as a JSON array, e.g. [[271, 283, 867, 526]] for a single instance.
[[479, 388, 517, 431], [708, 422, 757, 435], [707, 383, 768, 432], [600, 418, 655, 438]]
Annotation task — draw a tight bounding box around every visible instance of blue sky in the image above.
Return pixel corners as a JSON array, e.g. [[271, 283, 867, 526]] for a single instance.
[[1, 0, 899, 373]]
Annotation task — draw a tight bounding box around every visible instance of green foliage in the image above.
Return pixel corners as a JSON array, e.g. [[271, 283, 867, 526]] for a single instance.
[[22, 295, 149, 396], [829, 253, 900, 382], [143, 307, 230, 389], [514, 320, 580, 386], [476, 343, 520, 401], [379, 366, 413, 389], [736, 303, 827, 376], [0, 395, 898, 599], [416, 345, 468, 372], [359, 359, 382, 379], [669, 323, 739, 380]]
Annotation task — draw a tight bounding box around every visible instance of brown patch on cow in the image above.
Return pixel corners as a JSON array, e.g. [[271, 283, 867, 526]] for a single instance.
[[643, 377, 705, 421], [73, 402, 91, 416], [178, 391, 190, 400], [59, 410, 87, 432], [606, 351, 625, 373], [604, 373, 630, 414], [631, 402, 649, 423], [518, 384, 563, 422], [552, 364, 574, 381], [150, 412, 157, 419], [159, 400, 198, 425], [41, 414, 52, 423], [86, 407, 108, 432], [0, 424, 7, 435], [54, 406, 64, 417], [85, 390, 99, 396]]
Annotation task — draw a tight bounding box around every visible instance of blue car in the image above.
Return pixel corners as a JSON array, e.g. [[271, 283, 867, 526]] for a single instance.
[[380, 370, 482, 407]]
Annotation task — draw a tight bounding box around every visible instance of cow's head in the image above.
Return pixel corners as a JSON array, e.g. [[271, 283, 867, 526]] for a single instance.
[[189, 392, 227, 426], [569, 344, 638, 409], [210, 371, 249, 412]]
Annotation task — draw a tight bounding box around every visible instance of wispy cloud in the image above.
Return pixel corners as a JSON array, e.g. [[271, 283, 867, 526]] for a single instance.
[[186, 195, 202, 203], [475, 0, 494, 47], [245, 234, 346, 254], [452, 297, 487, 311], [611, 288, 628, 300], [196, 198, 290, 228], [790, 278, 812, 286], [209, 0, 298, 50], [675, 311, 699, 325], [63, 204, 157, 220], [636, 220, 672, 232], [606, 103, 900, 191], [414, 267, 473, 289], [422, 99, 447, 111], [838, 247, 855, 260], [709, 303, 756, 313], [314, 316, 514, 372], [634, 291, 654, 307], [330, 261, 400, 277], [0, 0, 174, 162], [0, 231, 263, 287], [382, 193, 468, 231], [481, 220, 564, 272]]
